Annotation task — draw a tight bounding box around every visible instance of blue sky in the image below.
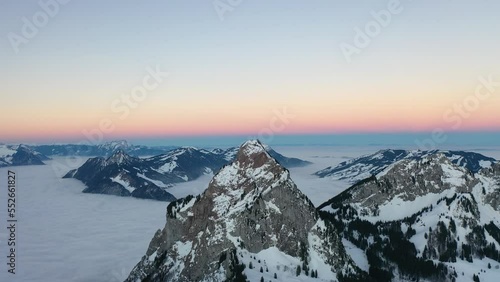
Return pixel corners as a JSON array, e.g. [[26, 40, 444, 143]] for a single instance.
[[1, 0, 500, 146]]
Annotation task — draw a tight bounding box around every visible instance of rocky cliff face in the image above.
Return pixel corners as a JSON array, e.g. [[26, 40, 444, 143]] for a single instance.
[[319, 152, 500, 281], [319, 152, 499, 216], [315, 149, 496, 184], [126, 140, 361, 282], [221, 145, 311, 167]]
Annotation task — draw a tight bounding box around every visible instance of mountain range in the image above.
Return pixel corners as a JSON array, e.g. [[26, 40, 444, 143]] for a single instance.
[[314, 149, 497, 184], [0, 144, 49, 168], [125, 142, 500, 281], [63, 144, 310, 201], [126, 140, 365, 281], [318, 151, 500, 281], [31, 140, 177, 157]]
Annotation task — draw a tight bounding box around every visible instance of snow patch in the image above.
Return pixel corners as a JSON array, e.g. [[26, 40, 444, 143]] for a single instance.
[[110, 175, 135, 193]]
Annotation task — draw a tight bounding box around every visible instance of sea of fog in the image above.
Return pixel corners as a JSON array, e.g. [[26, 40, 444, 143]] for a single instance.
[[0, 146, 499, 282]]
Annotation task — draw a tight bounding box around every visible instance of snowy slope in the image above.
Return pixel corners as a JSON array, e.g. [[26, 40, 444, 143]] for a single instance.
[[319, 152, 500, 281], [315, 149, 497, 184], [126, 140, 363, 282]]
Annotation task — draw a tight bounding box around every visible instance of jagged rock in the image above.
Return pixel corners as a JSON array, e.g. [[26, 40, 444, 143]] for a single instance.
[[319, 151, 500, 281], [126, 140, 361, 282], [315, 149, 496, 184], [222, 144, 311, 168]]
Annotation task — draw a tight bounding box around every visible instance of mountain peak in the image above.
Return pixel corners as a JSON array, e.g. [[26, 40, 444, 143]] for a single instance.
[[240, 139, 266, 155], [210, 140, 288, 211], [235, 139, 273, 168], [212, 140, 284, 190], [126, 140, 360, 281], [106, 149, 133, 165]]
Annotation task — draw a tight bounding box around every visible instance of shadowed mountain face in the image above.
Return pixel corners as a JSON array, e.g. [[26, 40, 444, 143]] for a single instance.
[[62, 147, 230, 201], [314, 149, 496, 184], [125, 140, 364, 282], [63, 150, 175, 201], [0, 144, 48, 168], [319, 152, 500, 281]]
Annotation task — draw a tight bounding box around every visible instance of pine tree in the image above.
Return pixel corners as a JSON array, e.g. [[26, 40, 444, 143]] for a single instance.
[[260, 266, 263, 273], [260, 276, 264, 282], [249, 261, 253, 269], [296, 265, 301, 276], [274, 273, 277, 279]]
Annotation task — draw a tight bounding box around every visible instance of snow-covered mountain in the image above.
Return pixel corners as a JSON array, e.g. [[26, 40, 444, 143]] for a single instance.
[[29, 140, 313, 169], [63, 147, 230, 201], [318, 152, 500, 281], [315, 149, 497, 184], [63, 149, 175, 201], [126, 140, 364, 282], [0, 144, 49, 167], [64, 144, 310, 201]]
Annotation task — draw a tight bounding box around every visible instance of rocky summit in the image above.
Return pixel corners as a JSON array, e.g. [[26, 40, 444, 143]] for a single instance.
[[319, 152, 500, 281], [314, 149, 496, 184], [126, 140, 362, 282], [63, 144, 310, 201]]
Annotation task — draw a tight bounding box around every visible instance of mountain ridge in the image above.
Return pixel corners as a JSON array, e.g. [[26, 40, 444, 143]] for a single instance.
[[64, 143, 310, 201], [0, 144, 49, 168], [318, 151, 500, 281], [126, 140, 364, 282], [315, 149, 497, 184]]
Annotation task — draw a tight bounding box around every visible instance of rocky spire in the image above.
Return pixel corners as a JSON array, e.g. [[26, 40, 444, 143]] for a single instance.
[[125, 140, 360, 282], [106, 149, 134, 165]]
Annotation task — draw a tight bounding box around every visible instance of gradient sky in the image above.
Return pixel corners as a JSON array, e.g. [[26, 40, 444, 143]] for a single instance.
[[1, 0, 500, 145]]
